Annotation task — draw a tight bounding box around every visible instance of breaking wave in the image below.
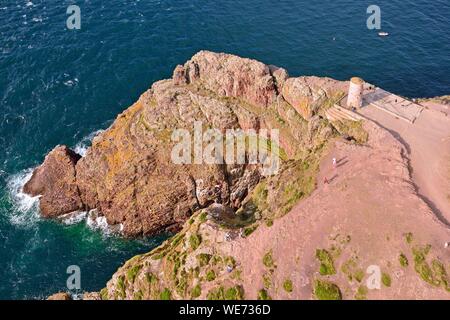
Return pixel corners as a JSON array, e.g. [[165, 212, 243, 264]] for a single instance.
[[5, 168, 40, 227], [73, 129, 104, 157]]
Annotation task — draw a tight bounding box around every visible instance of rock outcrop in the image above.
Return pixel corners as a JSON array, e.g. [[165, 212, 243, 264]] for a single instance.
[[24, 51, 348, 237], [23, 145, 83, 218], [282, 76, 347, 120], [47, 292, 72, 300], [100, 121, 450, 301]]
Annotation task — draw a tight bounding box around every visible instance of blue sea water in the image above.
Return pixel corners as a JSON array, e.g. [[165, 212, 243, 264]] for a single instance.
[[0, 0, 449, 299]]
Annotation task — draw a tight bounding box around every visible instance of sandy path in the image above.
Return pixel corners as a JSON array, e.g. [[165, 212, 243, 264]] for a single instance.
[[220, 122, 450, 299], [360, 105, 450, 226]]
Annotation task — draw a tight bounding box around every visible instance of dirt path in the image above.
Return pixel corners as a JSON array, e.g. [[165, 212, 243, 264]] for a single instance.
[[359, 105, 450, 226], [222, 121, 450, 299]]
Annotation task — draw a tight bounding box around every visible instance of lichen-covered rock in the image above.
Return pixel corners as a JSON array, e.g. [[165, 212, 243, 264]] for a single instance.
[[82, 292, 102, 300], [23, 145, 83, 218], [282, 76, 347, 120], [177, 50, 279, 108], [47, 292, 72, 300]]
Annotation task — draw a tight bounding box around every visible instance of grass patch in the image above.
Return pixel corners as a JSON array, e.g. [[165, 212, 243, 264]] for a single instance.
[[399, 253, 409, 267], [189, 234, 202, 250], [341, 256, 363, 282], [283, 279, 293, 293], [381, 272, 392, 287], [126, 264, 142, 283], [355, 285, 368, 300], [431, 259, 450, 290], [207, 286, 225, 300], [160, 288, 171, 300], [257, 289, 271, 300], [263, 273, 272, 289], [116, 275, 126, 299], [206, 270, 216, 282], [313, 280, 342, 300], [133, 290, 143, 300], [243, 225, 257, 237], [262, 250, 275, 268], [224, 286, 244, 300], [413, 245, 437, 286], [99, 288, 108, 300], [316, 249, 336, 275], [332, 120, 368, 144], [196, 253, 212, 267], [405, 232, 413, 244], [191, 285, 202, 299]]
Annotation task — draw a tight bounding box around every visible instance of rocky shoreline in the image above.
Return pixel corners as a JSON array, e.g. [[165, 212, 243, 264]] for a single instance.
[[25, 51, 450, 300], [24, 51, 351, 237]]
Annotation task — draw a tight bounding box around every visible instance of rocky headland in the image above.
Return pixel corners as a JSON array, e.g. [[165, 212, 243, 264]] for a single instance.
[[25, 51, 450, 300]]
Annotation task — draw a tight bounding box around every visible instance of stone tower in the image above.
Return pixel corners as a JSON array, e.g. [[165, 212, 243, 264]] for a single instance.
[[347, 77, 364, 109]]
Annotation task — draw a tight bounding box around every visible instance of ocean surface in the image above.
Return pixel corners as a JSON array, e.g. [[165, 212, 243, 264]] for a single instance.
[[0, 0, 449, 299]]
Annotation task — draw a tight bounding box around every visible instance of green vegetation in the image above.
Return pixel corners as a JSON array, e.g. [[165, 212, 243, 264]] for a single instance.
[[224, 286, 244, 300], [191, 285, 202, 299], [431, 259, 449, 291], [333, 120, 368, 144], [341, 256, 364, 282], [257, 289, 271, 300], [199, 212, 208, 223], [145, 272, 158, 285], [283, 279, 293, 293], [243, 225, 257, 237], [381, 273, 392, 287], [126, 264, 142, 283], [253, 182, 269, 212], [262, 273, 272, 289], [207, 286, 225, 300], [355, 285, 368, 300], [313, 280, 342, 300], [133, 290, 143, 300], [206, 269, 216, 282], [413, 245, 436, 286], [405, 232, 414, 244], [160, 288, 172, 300], [206, 286, 244, 300], [399, 253, 409, 267], [410, 244, 450, 291], [189, 233, 202, 250], [262, 250, 275, 268], [196, 253, 212, 267], [316, 249, 336, 276], [99, 288, 109, 300], [116, 275, 126, 299]]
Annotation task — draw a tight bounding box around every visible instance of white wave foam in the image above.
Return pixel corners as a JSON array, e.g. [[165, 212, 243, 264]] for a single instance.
[[6, 169, 40, 227], [86, 209, 122, 236], [59, 211, 87, 225], [73, 129, 104, 157]]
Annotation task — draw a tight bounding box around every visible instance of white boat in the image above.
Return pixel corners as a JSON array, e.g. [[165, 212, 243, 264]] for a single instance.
[[378, 31, 389, 37]]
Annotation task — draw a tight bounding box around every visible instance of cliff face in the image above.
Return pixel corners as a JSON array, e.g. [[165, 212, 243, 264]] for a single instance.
[[24, 51, 348, 237], [100, 122, 450, 301]]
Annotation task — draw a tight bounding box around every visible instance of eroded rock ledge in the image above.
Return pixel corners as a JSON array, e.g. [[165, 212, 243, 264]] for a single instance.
[[24, 50, 349, 237]]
